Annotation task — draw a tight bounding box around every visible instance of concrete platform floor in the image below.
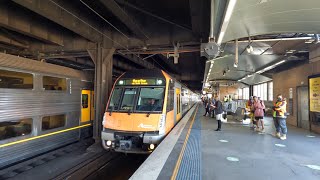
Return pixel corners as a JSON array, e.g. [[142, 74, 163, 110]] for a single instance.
[[161, 105, 320, 180]]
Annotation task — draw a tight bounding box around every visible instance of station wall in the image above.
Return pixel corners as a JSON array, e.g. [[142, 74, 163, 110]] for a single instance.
[[273, 45, 320, 133]]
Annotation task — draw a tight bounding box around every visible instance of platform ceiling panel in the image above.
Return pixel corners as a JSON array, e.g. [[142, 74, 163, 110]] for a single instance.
[[205, 54, 280, 81], [222, 0, 320, 43]]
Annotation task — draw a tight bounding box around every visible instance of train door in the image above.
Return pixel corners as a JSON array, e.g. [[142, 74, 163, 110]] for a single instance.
[[297, 86, 309, 130], [90, 91, 95, 121], [81, 90, 91, 123], [176, 88, 181, 121]]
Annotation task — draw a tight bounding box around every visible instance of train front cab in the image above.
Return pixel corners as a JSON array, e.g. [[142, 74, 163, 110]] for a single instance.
[[101, 70, 185, 153]]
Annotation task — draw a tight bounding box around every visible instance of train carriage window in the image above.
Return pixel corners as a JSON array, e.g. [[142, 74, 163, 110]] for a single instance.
[[42, 115, 66, 131], [82, 94, 88, 108], [136, 87, 164, 112], [0, 69, 33, 89], [166, 80, 174, 112], [0, 118, 32, 141], [120, 88, 137, 111], [107, 88, 122, 111], [43, 76, 66, 91]]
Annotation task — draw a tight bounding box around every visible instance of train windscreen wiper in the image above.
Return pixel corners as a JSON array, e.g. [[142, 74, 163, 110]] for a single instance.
[[109, 106, 115, 116], [146, 106, 157, 117]]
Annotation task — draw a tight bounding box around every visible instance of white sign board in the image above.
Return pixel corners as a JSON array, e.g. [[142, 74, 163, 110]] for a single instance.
[[289, 88, 293, 99]]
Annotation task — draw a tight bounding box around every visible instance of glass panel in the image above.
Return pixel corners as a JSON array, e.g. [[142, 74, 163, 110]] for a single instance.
[[119, 88, 137, 111], [0, 118, 32, 140], [43, 76, 66, 91], [0, 69, 33, 89], [166, 81, 174, 112], [238, 89, 243, 99], [42, 115, 66, 130], [268, 81, 273, 101], [243, 87, 249, 100], [107, 88, 123, 111], [255, 85, 257, 97], [136, 87, 164, 112], [82, 94, 88, 108]]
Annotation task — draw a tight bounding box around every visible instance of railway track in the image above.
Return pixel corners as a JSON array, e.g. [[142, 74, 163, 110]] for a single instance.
[[0, 139, 94, 179]]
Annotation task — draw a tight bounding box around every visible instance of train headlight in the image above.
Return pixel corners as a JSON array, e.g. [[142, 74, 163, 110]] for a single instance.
[[119, 80, 124, 85], [106, 140, 112, 146], [156, 79, 163, 85], [149, 144, 155, 150], [158, 114, 166, 135]]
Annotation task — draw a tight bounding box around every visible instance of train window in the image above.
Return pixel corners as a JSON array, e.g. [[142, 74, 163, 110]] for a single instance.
[[0, 118, 32, 141], [0, 69, 33, 89], [108, 88, 122, 111], [43, 76, 66, 91], [42, 114, 66, 131], [136, 87, 164, 112], [166, 80, 174, 112], [82, 94, 88, 108], [120, 88, 137, 111]]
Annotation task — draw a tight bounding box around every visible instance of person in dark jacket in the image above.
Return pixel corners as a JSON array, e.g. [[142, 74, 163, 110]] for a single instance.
[[203, 98, 210, 116], [213, 96, 223, 131]]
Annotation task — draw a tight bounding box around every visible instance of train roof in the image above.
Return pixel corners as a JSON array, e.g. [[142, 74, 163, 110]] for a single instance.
[[0, 53, 82, 78]]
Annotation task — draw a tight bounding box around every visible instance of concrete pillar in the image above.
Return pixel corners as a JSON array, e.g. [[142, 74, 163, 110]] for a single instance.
[[88, 43, 115, 140]]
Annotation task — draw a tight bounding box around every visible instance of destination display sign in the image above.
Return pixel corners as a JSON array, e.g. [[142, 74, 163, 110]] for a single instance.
[[117, 78, 164, 86]]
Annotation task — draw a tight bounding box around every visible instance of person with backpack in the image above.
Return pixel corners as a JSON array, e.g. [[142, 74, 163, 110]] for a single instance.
[[212, 96, 223, 131]]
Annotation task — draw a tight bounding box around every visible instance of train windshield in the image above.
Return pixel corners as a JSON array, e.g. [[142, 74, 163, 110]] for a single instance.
[[107, 88, 123, 111], [119, 88, 138, 111], [136, 87, 164, 112]]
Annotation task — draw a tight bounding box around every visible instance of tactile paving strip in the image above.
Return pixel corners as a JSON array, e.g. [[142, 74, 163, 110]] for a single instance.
[[176, 111, 202, 180]]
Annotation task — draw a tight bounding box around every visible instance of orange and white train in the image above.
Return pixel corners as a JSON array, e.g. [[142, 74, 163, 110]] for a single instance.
[[101, 69, 198, 153]]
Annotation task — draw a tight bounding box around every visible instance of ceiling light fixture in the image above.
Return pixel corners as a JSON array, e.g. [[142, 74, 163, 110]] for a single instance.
[[246, 45, 254, 54]]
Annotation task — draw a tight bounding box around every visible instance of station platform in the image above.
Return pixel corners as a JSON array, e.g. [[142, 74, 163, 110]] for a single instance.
[[132, 104, 320, 180]]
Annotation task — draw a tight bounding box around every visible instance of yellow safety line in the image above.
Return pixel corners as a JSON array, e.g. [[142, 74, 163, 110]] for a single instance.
[[171, 105, 199, 180], [0, 124, 91, 148]]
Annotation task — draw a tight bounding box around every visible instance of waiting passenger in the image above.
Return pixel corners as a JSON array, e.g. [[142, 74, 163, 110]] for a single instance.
[[203, 98, 210, 116], [246, 96, 255, 129], [210, 98, 216, 118], [212, 96, 223, 131], [253, 96, 265, 132], [273, 94, 287, 140]]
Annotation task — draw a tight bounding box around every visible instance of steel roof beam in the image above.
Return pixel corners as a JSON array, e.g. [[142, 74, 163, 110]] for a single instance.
[[13, 0, 102, 42], [0, 2, 63, 45], [99, 0, 148, 40]]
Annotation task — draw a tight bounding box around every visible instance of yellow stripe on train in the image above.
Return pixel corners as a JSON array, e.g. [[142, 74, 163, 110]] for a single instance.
[[0, 124, 91, 148]]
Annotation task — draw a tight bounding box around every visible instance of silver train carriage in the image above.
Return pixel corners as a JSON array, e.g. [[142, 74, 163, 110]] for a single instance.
[[0, 53, 93, 169]]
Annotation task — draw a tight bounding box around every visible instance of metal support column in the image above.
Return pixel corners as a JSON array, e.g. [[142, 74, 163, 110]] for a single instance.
[[89, 43, 115, 141]]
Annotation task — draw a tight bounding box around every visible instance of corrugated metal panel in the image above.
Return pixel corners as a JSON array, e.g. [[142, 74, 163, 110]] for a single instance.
[[0, 53, 82, 78]]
